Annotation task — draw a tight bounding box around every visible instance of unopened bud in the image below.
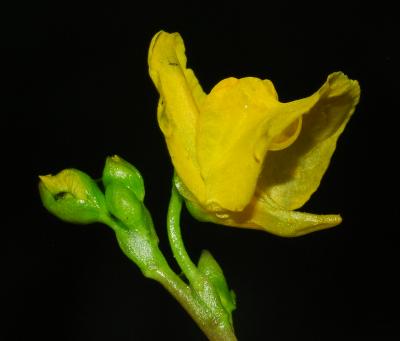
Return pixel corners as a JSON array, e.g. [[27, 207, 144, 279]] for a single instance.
[[102, 155, 145, 201], [105, 182, 146, 232], [198, 250, 236, 317], [39, 169, 107, 224]]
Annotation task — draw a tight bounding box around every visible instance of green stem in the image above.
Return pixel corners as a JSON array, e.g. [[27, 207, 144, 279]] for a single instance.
[[165, 184, 237, 341], [166, 184, 199, 282]]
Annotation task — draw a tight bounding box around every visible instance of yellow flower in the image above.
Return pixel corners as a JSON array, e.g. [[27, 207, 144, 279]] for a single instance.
[[148, 31, 360, 237]]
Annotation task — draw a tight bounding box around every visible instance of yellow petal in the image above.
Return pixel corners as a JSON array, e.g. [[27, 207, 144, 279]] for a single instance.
[[240, 195, 342, 237], [196, 77, 282, 212], [257, 72, 360, 210], [196, 76, 320, 213], [39, 169, 88, 200], [185, 194, 341, 237], [268, 116, 302, 151], [148, 31, 206, 202], [253, 85, 323, 161]]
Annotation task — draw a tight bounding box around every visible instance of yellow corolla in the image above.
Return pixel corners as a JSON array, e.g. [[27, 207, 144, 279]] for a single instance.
[[148, 31, 360, 237]]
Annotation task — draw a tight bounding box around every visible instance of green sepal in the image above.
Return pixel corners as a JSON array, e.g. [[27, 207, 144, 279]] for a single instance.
[[173, 173, 219, 224], [39, 169, 108, 224], [185, 200, 220, 224], [198, 250, 236, 318], [103, 155, 145, 201]]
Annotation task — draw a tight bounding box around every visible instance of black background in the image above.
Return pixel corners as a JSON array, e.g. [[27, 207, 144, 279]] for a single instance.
[[3, 1, 397, 340]]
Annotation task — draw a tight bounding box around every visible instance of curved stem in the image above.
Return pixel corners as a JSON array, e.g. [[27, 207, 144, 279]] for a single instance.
[[165, 184, 237, 340], [166, 184, 199, 282]]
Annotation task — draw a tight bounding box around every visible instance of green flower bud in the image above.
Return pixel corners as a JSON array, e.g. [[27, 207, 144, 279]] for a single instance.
[[105, 182, 146, 232], [198, 250, 236, 318], [105, 182, 160, 271], [102, 155, 145, 201], [39, 169, 107, 224]]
